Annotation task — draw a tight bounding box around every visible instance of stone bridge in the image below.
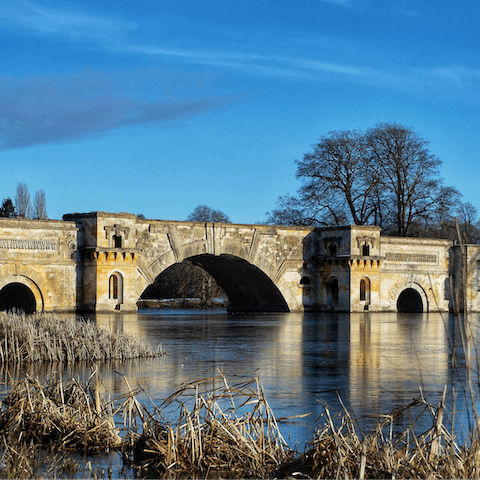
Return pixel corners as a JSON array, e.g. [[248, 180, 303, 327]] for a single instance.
[[0, 211, 477, 314]]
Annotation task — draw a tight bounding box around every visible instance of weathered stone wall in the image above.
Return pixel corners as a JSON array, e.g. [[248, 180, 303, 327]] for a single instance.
[[306, 225, 453, 313], [378, 237, 451, 312], [449, 244, 480, 313], [0, 218, 78, 312], [0, 212, 473, 314], [64, 212, 139, 312]]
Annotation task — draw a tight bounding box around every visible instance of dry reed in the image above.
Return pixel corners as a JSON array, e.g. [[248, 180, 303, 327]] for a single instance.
[[4, 370, 480, 478], [122, 373, 289, 478], [0, 311, 165, 363], [276, 390, 480, 480], [0, 370, 122, 454]]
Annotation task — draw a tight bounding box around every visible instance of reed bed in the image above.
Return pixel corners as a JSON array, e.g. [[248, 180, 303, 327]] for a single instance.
[[0, 432, 85, 479], [0, 371, 122, 454], [276, 391, 480, 480], [0, 311, 165, 363], [4, 369, 480, 478], [122, 374, 289, 479], [123, 376, 480, 479]]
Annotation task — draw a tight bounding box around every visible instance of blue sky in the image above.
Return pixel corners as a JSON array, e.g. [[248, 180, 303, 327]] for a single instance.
[[1, 0, 479, 223]]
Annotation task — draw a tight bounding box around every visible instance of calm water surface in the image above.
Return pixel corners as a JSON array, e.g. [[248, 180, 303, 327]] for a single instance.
[[90, 309, 475, 446]]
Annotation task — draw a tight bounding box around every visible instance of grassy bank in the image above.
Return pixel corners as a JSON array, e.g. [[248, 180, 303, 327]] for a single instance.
[[0, 312, 165, 362]]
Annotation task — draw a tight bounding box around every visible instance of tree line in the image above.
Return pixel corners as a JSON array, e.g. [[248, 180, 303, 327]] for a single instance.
[[266, 122, 480, 243], [1, 182, 47, 220]]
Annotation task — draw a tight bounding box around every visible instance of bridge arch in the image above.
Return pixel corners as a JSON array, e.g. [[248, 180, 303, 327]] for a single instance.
[[141, 253, 291, 312], [189, 254, 289, 312], [0, 276, 44, 313], [396, 284, 428, 313]]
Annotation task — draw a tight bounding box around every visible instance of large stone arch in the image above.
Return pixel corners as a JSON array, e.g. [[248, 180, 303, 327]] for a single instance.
[[188, 254, 289, 312], [138, 250, 298, 312], [0, 275, 44, 313], [135, 222, 312, 312]]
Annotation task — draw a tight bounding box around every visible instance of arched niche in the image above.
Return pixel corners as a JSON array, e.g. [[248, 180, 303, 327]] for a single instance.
[[326, 276, 339, 305]]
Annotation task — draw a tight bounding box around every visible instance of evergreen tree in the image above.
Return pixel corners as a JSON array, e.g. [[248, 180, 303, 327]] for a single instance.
[[0, 198, 16, 218]]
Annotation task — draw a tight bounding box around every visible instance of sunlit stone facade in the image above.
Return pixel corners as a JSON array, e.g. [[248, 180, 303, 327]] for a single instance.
[[0, 212, 475, 313]]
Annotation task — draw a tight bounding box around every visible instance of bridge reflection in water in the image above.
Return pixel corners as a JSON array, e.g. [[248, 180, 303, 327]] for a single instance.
[[75, 310, 471, 447]]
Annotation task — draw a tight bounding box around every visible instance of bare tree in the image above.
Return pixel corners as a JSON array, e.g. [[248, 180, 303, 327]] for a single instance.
[[457, 202, 480, 244], [266, 194, 315, 226], [295, 129, 378, 226], [15, 182, 32, 219], [270, 123, 460, 236], [141, 260, 226, 306], [33, 189, 48, 219], [265, 194, 350, 226], [187, 205, 231, 223], [366, 122, 460, 236]]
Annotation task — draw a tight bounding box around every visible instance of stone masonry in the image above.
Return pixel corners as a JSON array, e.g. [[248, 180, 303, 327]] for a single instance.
[[0, 211, 474, 313]]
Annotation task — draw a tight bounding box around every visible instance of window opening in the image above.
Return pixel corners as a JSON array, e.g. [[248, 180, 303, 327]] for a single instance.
[[329, 244, 337, 256], [109, 275, 118, 300], [113, 235, 122, 248], [300, 276, 311, 285], [327, 277, 339, 304], [362, 244, 370, 256], [360, 279, 366, 301]]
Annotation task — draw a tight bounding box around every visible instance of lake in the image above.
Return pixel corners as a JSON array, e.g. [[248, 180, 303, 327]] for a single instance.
[[92, 309, 476, 446]]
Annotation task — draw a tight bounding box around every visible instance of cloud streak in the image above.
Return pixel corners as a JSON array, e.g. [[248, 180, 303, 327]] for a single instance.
[[124, 42, 480, 95], [0, 70, 235, 151], [318, 0, 355, 7], [1, 1, 471, 92], [0, 0, 133, 40]]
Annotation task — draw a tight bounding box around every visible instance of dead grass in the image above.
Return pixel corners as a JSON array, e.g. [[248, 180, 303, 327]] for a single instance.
[[277, 388, 480, 480], [121, 374, 289, 478], [0, 311, 165, 363], [120, 374, 480, 479], [0, 370, 121, 454], [2, 369, 480, 478]]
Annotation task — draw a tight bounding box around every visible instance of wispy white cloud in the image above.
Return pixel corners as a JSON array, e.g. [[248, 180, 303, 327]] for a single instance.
[[1, 0, 477, 135], [318, 0, 355, 7], [122, 43, 367, 80], [0, 0, 133, 40], [123, 42, 480, 94], [317, 0, 419, 17], [0, 69, 236, 150]]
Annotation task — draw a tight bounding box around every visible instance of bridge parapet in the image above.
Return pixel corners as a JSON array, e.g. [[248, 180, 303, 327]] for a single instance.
[[0, 211, 475, 314]]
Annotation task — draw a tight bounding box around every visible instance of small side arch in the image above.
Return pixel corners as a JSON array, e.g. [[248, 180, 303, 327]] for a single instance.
[[300, 276, 312, 285], [396, 283, 428, 313], [0, 276, 44, 313]]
